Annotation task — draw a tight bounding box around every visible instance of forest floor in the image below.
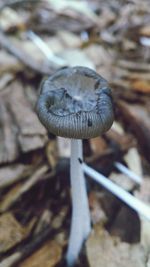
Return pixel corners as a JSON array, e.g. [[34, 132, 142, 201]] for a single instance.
[[0, 0, 150, 266]]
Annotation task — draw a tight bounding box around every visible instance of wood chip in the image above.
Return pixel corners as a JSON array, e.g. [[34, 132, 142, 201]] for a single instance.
[[20, 240, 62, 267], [0, 165, 49, 212], [0, 97, 18, 163], [124, 147, 143, 177], [110, 172, 135, 191], [0, 7, 26, 31], [0, 51, 23, 74], [140, 25, 150, 37], [0, 212, 34, 253], [86, 225, 146, 267], [0, 164, 32, 189], [0, 81, 47, 162]]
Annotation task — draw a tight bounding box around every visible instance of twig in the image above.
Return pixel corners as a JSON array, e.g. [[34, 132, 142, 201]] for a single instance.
[[0, 31, 54, 75], [27, 30, 67, 66]]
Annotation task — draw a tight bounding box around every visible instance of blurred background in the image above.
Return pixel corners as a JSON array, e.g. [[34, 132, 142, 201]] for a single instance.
[[0, 0, 150, 266]]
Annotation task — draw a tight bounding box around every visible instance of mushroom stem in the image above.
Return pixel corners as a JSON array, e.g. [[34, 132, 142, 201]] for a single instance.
[[66, 139, 91, 267]]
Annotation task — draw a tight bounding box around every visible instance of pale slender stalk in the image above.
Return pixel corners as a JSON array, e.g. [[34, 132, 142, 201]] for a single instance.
[[83, 163, 150, 221], [66, 139, 91, 267]]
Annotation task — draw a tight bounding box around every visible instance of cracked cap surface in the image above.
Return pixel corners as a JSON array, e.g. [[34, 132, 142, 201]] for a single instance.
[[36, 66, 114, 139]]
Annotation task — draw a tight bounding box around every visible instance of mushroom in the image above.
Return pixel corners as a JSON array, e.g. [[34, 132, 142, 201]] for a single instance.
[[36, 66, 114, 266]]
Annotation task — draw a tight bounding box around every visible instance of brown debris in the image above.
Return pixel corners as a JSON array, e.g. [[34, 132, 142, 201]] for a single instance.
[[0, 97, 18, 163], [0, 81, 47, 163], [106, 128, 136, 153], [0, 31, 54, 75], [20, 240, 62, 267], [0, 51, 23, 74], [117, 100, 150, 162], [89, 191, 107, 225], [86, 226, 146, 267], [0, 212, 35, 253], [0, 164, 32, 189], [0, 165, 49, 212]]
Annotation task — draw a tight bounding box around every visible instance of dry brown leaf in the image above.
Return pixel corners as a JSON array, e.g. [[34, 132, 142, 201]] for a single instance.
[[20, 240, 62, 267], [86, 225, 146, 267]]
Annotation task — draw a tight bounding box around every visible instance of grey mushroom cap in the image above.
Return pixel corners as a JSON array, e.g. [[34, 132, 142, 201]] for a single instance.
[[36, 66, 114, 139]]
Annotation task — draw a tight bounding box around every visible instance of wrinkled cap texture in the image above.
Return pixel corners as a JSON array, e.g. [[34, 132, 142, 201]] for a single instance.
[[36, 66, 114, 139]]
